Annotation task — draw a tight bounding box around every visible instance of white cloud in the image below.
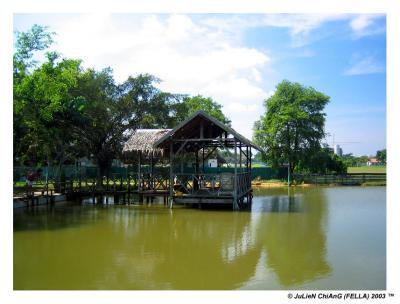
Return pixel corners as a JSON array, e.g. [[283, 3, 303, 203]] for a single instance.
[[201, 14, 348, 48], [49, 14, 271, 139], [350, 14, 385, 38], [228, 102, 258, 113], [202, 14, 385, 48], [262, 14, 343, 35], [344, 56, 385, 76]]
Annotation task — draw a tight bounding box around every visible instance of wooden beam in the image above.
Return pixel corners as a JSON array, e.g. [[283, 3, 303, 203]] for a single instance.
[[203, 146, 217, 162], [175, 140, 188, 156]]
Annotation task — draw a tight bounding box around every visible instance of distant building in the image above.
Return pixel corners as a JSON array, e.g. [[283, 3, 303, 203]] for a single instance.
[[367, 158, 380, 166], [333, 144, 343, 157]]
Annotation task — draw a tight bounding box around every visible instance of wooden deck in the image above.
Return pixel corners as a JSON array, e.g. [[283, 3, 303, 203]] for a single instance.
[[13, 170, 254, 209]]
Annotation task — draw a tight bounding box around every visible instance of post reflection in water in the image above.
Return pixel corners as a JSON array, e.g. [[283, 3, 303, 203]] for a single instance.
[[13, 187, 385, 290]]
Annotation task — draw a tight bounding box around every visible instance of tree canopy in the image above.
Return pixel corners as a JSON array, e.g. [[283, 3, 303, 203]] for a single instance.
[[253, 80, 330, 174], [13, 25, 231, 183], [177, 95, 231, 125]]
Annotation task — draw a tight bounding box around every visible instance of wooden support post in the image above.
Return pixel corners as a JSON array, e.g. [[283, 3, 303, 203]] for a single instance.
[[246, 146, 249, 170], [202, 146, 205, 173], [195, 150, 198, 174], [150, 153, 154, 190], [169, 141, 174, 209], [239, 142, 242, 171], [249, 147, 252, 180], [138, 151, 141, 192], [200, 121, 204, 139], [127, 175, 131, 204], [234, 140, 238, 210]]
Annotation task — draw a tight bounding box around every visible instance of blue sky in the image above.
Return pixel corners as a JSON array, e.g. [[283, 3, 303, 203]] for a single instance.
[[14, 14, 386, 156]]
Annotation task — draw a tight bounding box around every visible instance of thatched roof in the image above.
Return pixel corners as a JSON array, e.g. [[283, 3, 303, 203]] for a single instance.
[[122, 129, 171, 158]]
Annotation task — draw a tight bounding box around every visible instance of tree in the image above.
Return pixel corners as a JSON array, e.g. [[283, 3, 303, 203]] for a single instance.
[[176, 95, 231, 125], [71, 71, 180, 185], [299, 147, 347, 174], [14, 51, 83, 168], [376, 149, 386, 164], [118, 74, 182, 129], [13, 25, 57, 165], [253, 80, 330, 175]]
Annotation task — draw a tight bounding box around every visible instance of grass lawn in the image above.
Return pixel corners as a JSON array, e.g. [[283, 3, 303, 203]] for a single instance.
[[347, 166, 386, 174]]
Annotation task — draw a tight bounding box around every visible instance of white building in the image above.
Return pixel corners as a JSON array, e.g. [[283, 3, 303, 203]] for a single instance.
[[206, 159, 218, 168], [333, 144, 343, 157]]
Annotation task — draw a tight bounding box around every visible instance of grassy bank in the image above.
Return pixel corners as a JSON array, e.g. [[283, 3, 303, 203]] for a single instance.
[[347, 166, 386, 174]]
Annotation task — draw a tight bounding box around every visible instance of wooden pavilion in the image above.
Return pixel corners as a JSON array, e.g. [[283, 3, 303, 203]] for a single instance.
[[123, 111, 262, 210]]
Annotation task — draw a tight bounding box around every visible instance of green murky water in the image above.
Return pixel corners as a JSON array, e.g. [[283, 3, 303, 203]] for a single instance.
[[13, 187, 386, 290]]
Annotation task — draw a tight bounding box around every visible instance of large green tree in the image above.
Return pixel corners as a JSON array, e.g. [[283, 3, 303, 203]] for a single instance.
[[70, 71, 181, 184], [13, 24, 83, 168], [253, 80, 330, 175], [176, 95, 231, 125], [13, 25, 229, 189]]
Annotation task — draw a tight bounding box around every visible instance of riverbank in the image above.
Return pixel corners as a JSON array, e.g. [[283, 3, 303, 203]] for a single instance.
[[252, 180, 313, 188], [251, 180, 386, 188]]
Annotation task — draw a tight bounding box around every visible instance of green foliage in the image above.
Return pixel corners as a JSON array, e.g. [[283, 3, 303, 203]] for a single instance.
[[298, 148, 347, 174], [339, 153, 371, 167], [118, 74, 182, 129], [254, 80, 330, 174], [13, 25, 230, 184], [177, 95, 231, 125], [376, 149, 386, 164], [13, 24, 55, 79], [14, 51, 83, 166]]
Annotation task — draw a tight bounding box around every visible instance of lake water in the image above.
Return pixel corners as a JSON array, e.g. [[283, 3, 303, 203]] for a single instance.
[[13, 186, 386, 290]]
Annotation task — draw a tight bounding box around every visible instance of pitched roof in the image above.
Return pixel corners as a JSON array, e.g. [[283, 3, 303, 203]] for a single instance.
[[154, 110, 262, 151]]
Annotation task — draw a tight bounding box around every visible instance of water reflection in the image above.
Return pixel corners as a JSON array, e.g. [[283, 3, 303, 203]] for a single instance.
[[95, 207, 260, 289], [253, 187, 331, 287], [14, 188, 333, 289], [13, 203, 100, 231]]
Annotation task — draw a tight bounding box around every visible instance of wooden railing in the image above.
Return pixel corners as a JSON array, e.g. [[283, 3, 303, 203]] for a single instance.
[[174, 173, 232, 196], [139, 174, 169, 191], [236, 172, 251, 197], [293, 173, 386, 185]]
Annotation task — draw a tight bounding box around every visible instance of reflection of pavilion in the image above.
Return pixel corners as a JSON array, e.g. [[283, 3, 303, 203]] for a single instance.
[[98, 189, 331, 289], [256, 189, 332, 287], [25, 190, 332, 289], [84, 189, 331, 289], [95, 207, 263, 289]]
